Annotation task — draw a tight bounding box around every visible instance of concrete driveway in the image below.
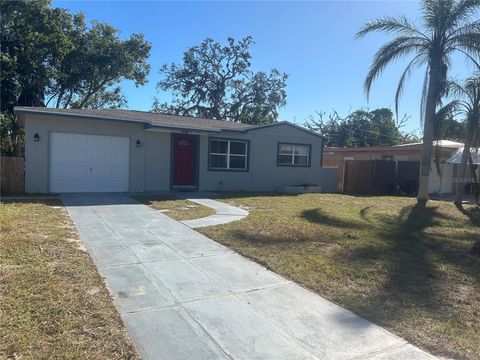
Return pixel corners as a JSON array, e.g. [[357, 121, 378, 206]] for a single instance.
[[62, 194, 435, 360]]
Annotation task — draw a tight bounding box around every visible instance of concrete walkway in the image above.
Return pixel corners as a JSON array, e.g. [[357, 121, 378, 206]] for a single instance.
[[62, 194, 435, 360], [177, 195, 249, 228]]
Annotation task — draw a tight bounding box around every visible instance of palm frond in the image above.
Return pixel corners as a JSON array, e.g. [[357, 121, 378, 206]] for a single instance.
[[394, 54, 427, 117], [446, 79, 469, 98], [422, 0, 455, 32], [356, 16, 428, 39], [448, 0, 480, 28], [452, 47, 480, 70], [364, 37, 427, 98], [448, 20, 480, 39], [465, 76, 480, 98], [450, 32, 480, 52], [436, 99, 461, 121]]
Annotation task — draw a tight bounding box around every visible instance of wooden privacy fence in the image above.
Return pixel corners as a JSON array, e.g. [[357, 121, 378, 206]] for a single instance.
[[341, 160, 416, 195], [1, 157, 25, 194], [397, 161, 420, 196], [343, 160, 374, 194]]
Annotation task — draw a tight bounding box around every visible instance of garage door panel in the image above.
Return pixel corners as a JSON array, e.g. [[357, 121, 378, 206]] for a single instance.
[[51, 165, 90, 176], [92, 167, 109, 176], [89, 151, 110, 163], [72, 166, 90, 177], [51, 133, 71, 147], [51, 151, 89, 165], [49, 133, 130, 193], [71, 151, 89, 164], [110, 153, 128, 163], [110, 167, 129, 177]]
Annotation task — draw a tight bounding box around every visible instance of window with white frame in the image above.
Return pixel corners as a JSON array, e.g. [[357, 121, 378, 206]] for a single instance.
[[277, 143, 310, 166], [209, 139, 248, 170]]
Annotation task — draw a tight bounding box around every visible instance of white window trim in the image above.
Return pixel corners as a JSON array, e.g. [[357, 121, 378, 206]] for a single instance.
[[209, 139, 248, 170], [278, 143, 310, 166]]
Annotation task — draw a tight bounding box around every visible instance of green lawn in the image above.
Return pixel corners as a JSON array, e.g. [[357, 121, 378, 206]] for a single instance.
[[197, 193, 480, 360], [0, 200, 138, 359], [135, 195, 215, 220]]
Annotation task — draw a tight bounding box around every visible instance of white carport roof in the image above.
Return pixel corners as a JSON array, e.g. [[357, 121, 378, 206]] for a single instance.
[[446, 147, 480, 165]]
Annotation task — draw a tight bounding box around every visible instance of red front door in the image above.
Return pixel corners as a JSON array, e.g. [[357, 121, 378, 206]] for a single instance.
[[172, 135, 196, 186]]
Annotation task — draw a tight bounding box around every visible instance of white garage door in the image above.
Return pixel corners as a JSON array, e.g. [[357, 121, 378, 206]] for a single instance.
[[49, 132, 129, 193]]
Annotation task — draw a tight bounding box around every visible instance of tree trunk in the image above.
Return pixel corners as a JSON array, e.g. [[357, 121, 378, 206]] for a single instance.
[[417, 65, 441, 206], [454, 132, 472, 205]]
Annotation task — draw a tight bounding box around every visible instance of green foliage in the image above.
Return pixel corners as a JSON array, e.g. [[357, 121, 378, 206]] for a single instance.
[[0, 113, 24, 156], [0, 0, 151, 155], [446, 77, 480, 145], [153, 37, 287, 124], [1, 0, 72, 112], [306, 108, 418, 147], [47, 22, 151, 109], [436, 116, 467, 141], [357, 0, 480, 117], [357, 0, 480, 201]]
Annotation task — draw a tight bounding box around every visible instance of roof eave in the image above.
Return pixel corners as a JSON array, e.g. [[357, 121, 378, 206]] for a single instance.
[[14, 107, 253, 134], [245, 121, 326, 139], [144, 124, 222, 134], [14, 107, 149, 127]]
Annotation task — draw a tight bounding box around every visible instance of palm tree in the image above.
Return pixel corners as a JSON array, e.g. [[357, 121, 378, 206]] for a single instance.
[[357, 0, 480, 205], [445, 77, 480, 205]]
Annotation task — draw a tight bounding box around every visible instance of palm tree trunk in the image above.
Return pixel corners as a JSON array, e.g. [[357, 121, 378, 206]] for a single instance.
[[417, 65, 441, 206], [454, 137, 472, 205]]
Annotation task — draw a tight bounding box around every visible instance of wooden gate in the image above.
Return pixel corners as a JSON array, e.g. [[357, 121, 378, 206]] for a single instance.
[[372, 160, 396, 194], [1, 157, 25, 194], [397, 161, 420, 195], [343, 160, 374, 194], [343, 160, 396, 195]]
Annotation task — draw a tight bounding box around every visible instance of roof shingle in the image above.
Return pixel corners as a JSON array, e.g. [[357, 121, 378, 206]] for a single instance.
[[14, 107, 255, 132], [14, 106, 324, 138]]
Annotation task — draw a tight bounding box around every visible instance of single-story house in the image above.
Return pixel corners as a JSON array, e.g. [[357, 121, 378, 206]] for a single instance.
[[15, 107, 338, 194], [323, 140, 464, 194]]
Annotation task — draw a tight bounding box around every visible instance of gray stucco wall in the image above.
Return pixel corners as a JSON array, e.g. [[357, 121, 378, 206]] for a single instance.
[[24, 114, 146, 193], [198, 123, 334, 192], [24, 113, 337, 193], [144, 131, 170, 191]]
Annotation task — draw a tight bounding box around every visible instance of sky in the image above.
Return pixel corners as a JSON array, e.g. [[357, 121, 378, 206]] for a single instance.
[[54, 0, 478, 133]]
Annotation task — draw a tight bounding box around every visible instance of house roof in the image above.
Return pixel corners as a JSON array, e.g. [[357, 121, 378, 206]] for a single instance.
[[325, 140, 464, 153], [14, 106, 324, 138], [14, 107, 253, 132], [446, 147, 480, 164], [393, 140, 463, 149]]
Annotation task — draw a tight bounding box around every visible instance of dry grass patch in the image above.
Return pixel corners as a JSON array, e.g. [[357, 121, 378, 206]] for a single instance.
[[0, 199, 138, 359], [135, 196, 215, 220], [199, 193, 480, 359]]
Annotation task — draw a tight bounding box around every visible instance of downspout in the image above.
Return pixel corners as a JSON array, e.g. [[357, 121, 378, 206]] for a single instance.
[[320, 139, 324, 167]]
